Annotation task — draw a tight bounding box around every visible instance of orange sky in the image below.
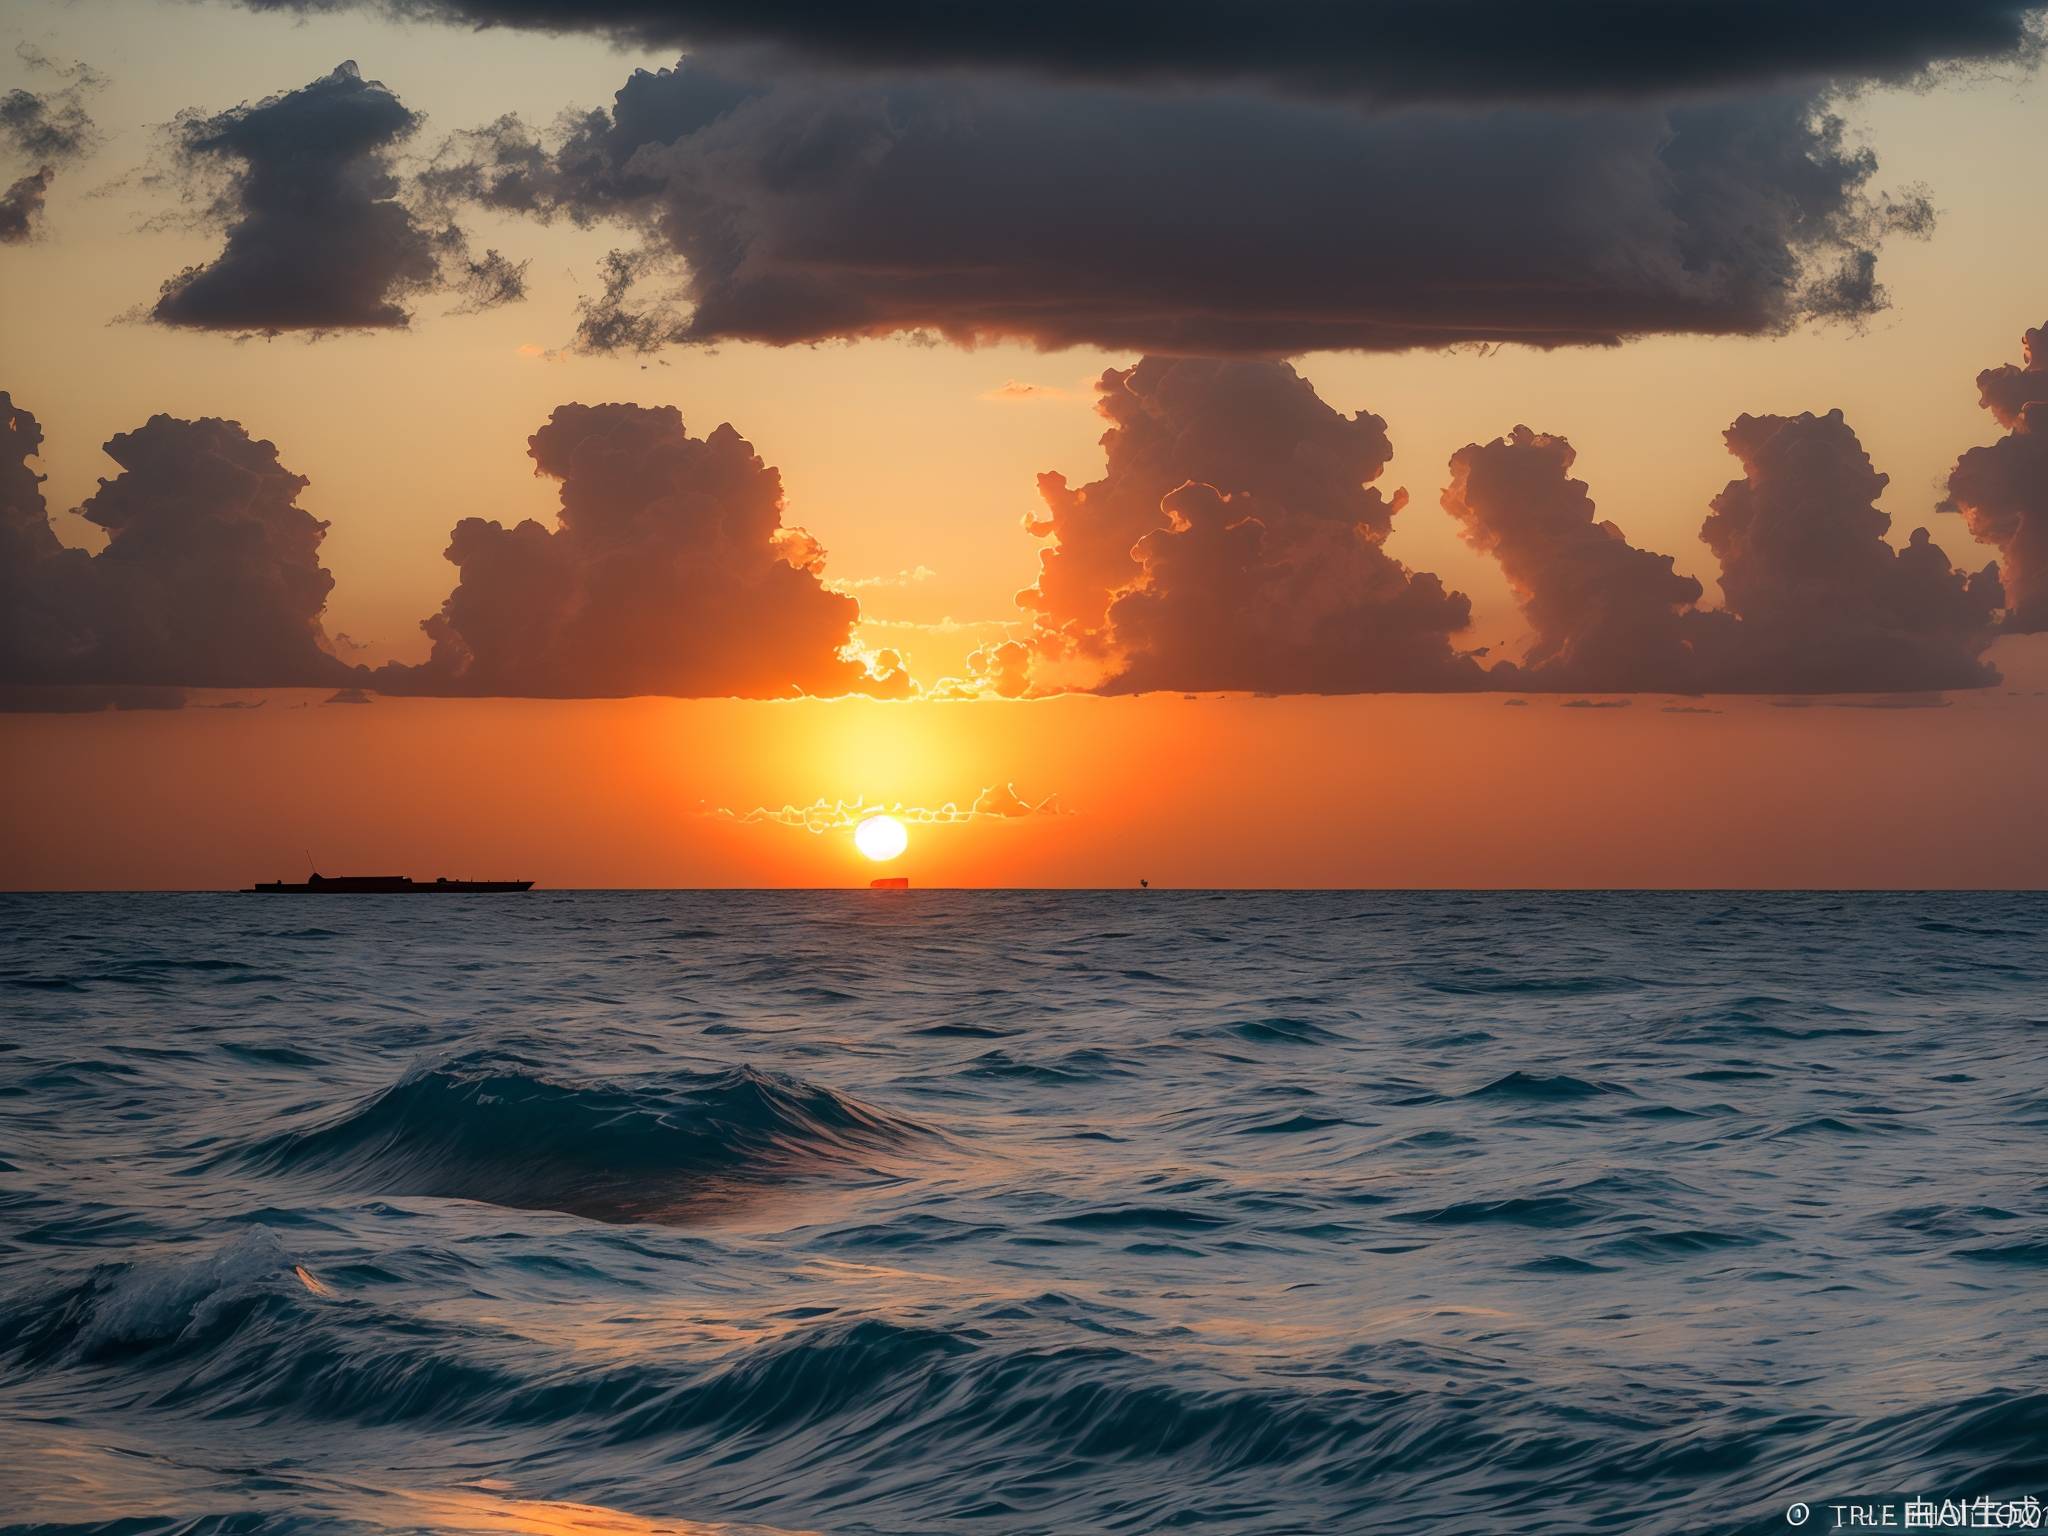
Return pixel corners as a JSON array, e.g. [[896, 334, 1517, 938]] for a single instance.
[[5, 3, 2048, 887], [7, 688, 2048, 889]]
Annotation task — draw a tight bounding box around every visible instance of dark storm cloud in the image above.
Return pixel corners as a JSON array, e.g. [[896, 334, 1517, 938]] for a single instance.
[[427, 57, 1933, 356], [1942, 323, 2048, 630], [1443, 411, 2003, 693], [233, 1, 2044, 105], [0, 394, 357, 705], [1016, 358, 1479, 694], [377, 402, 911, 699], [151, 62, 521, 334]]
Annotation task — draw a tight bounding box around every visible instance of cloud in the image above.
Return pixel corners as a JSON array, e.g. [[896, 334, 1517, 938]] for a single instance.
[[231, 2, 2044, 105], [713, 785, 1064, 831], [1698, 410, 2003, 691], [971, 782, 1062, 818], [1444, 426, 1707, 692], [1766, 694, 1953, 709], [1942, 322, 2048, 630], [982, 381, 1079, 404], [377, 402, 910, 699], [150, 62, 518, 334], [1443, 411, 2002, 693], [0, 167, 51, 244], [828, 564, 935, 592], [1011, 357, 1478, 693], [0, 393, 357, 699], [1561, 698, 1633, 709], [1, 46, 106, 241], [426, 56, 1933, 356], [2, 49, 102, 164], [0, 684, 187, 713]]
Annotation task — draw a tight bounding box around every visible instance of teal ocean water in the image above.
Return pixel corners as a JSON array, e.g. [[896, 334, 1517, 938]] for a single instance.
[[3, 892, 2045, 1534]]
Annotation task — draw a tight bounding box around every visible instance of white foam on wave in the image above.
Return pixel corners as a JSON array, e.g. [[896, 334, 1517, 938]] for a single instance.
[[77, 1227, 295, 1353]]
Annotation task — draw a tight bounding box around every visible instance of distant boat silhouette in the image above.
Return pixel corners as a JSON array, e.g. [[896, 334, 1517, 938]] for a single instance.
[[869, 876, 910, 890], [246, 873, 533, 894]]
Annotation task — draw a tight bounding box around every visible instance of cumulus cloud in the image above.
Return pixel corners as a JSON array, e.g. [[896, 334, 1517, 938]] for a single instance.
[[1444, 426, 1708, 692], [1012, 357, 1477, 693], [1699, 411, 2003, 691], [0, 393, 356, 702], [1446, 411, 2003, 693], [1942, 322, 2048, 630], [377, 402, 910, 699], [150, 61, 520, 334], [424, 55, 1933, 356], [231, 1, 2043, 105]]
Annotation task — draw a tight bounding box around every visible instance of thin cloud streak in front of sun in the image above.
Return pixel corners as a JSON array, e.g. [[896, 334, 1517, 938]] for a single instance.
[[709, 784, 1066, 835]]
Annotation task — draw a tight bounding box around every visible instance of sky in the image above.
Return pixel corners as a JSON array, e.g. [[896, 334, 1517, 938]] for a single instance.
[[3, 0, 2048, 887]]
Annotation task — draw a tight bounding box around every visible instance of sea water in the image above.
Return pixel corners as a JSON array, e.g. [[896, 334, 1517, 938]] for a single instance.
[[2, 891, 2045, 1534]]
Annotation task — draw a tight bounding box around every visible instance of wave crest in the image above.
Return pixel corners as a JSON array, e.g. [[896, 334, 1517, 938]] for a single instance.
[[234, 1051, 936, 1224]]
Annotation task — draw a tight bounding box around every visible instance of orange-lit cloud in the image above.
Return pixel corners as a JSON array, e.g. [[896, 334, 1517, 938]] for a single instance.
[[0, 392, 355, 693], [377, 402, 911, 700], [1447, 413, 2002, 693], [1944, 321, 2048, 631], [712, 784, 1064, 832], [1444, 426, 1705, 692], [1019, 357, 1472, 694], [1, 356, 2030, 707]]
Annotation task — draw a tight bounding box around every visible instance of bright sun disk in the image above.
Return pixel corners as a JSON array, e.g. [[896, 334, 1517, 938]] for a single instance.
[[854, 814, 909, 862]]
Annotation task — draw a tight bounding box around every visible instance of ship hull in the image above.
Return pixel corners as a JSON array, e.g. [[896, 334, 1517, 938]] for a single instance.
[[246, 878, 533, 894]]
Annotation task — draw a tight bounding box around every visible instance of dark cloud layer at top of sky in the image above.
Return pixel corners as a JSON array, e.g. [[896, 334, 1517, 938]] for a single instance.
[[432, 56, 1934, 357], [234, 0, 2044, 105]]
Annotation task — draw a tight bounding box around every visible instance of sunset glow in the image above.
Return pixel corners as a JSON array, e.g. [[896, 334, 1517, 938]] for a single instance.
[[7, 5, 2048, 1536], [853, 814, 909, 863]]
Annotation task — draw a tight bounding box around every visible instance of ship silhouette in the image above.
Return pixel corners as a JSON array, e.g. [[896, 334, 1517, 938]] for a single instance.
[[247, 873, 533, 894]]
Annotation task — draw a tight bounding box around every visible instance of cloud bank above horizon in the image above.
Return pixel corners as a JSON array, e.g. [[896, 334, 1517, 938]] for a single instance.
[[5, 321, 2045, 708]]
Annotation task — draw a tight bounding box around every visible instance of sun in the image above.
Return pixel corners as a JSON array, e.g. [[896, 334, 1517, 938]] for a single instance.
[[853, 814, 909, 862]]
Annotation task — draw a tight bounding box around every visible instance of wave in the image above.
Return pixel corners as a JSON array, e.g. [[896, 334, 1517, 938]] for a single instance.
[[5, 1228, 302, 1364], [228, 1051, 937, 1224], [1464, 1070, 1625, 1102]]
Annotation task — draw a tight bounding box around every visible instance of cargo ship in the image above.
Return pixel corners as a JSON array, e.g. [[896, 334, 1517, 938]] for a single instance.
[[246, 873, 533, 894]]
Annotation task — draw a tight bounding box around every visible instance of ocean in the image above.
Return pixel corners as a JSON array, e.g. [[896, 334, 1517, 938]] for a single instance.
[[2, 891, 2045, 1535]]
